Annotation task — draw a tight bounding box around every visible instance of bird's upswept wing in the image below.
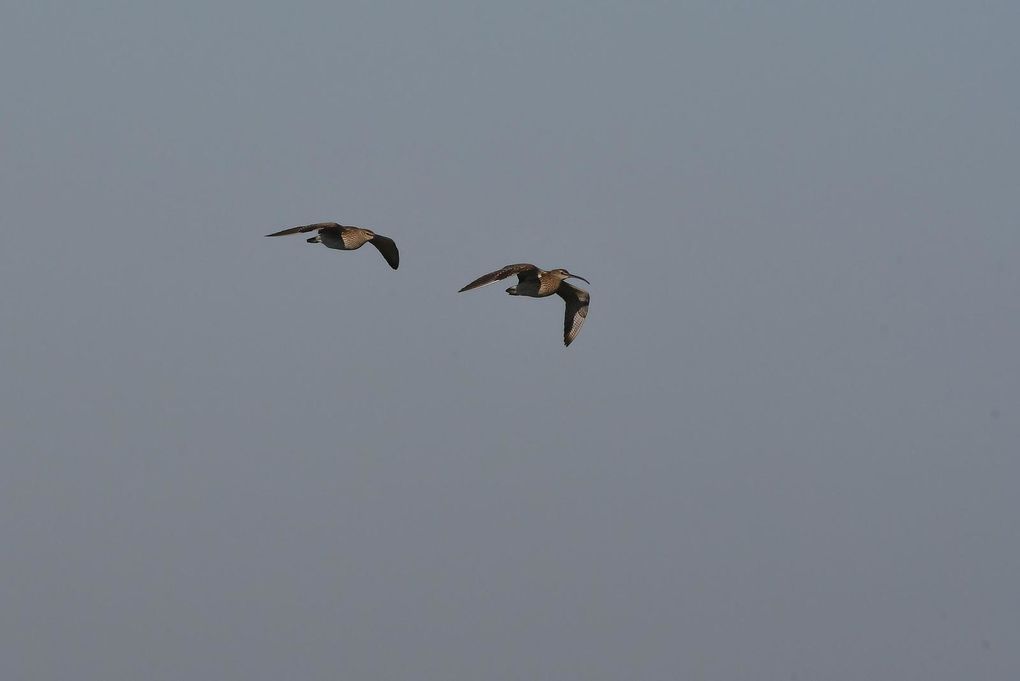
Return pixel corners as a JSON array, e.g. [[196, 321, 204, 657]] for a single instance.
[[556, 282, 590, 347], [368, 234, 400, 269], [265, 222, 340, 237], [458, 264, 538, 292]]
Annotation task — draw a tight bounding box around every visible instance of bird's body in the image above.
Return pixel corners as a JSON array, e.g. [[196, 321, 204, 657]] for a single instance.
[[265, 222, 400, 269], [459, 263, 591, 346]]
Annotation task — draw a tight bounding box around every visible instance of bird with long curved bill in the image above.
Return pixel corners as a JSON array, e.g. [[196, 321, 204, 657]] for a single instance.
[[266, 222, 399, 270], [459, 263, 591, 347]]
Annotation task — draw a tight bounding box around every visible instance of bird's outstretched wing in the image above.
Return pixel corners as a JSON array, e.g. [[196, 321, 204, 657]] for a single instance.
[[368, 234, 400, 269], [458, 264, 538, 292], [265, 222, 340, 237], [556, 282, 590, 347]]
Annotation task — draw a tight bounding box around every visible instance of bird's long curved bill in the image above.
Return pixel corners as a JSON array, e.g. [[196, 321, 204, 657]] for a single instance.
[[568, 274, 591, 285]]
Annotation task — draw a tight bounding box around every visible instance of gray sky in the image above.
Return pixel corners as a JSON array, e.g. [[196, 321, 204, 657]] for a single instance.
[[2, 2, 1019, 679]]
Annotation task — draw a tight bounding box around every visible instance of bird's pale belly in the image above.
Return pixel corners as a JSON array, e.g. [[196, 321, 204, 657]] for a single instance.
[[319, 230, 350, 250], [509, 279, 557, 297]]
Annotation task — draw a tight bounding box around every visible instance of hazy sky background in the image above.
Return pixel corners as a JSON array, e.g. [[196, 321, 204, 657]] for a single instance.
[[2, 2, 1018, 679]]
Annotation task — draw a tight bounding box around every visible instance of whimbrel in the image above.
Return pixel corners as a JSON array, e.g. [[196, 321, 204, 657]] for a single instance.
[[458, 264, 591, 346], [265, 222, 399, 269]]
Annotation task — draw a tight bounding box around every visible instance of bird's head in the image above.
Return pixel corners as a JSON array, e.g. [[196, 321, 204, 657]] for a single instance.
[[551, 268, 590, 285]]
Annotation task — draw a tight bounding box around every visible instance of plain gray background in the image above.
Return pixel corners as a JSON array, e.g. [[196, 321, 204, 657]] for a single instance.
[[2, 2, 1018, 679]]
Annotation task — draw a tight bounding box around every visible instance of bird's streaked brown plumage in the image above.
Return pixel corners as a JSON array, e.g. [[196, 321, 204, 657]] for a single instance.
[[265, 222, 399, 269], [458, 263, 591, 346]]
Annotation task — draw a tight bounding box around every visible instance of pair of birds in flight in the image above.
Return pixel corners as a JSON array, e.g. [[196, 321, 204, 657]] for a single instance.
[[266, 221, 591, 346]]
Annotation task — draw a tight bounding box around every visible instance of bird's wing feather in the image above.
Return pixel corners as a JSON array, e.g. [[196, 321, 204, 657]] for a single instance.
[[458, 264, 538, 292], [368, 234, 400, 269], [556, 282, 590, 347], [265, 222, 340, 237]]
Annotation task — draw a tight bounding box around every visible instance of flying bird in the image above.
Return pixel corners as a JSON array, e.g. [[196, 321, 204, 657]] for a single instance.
[[458, 263, 591, 347], [265, 222, 399, 270]]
